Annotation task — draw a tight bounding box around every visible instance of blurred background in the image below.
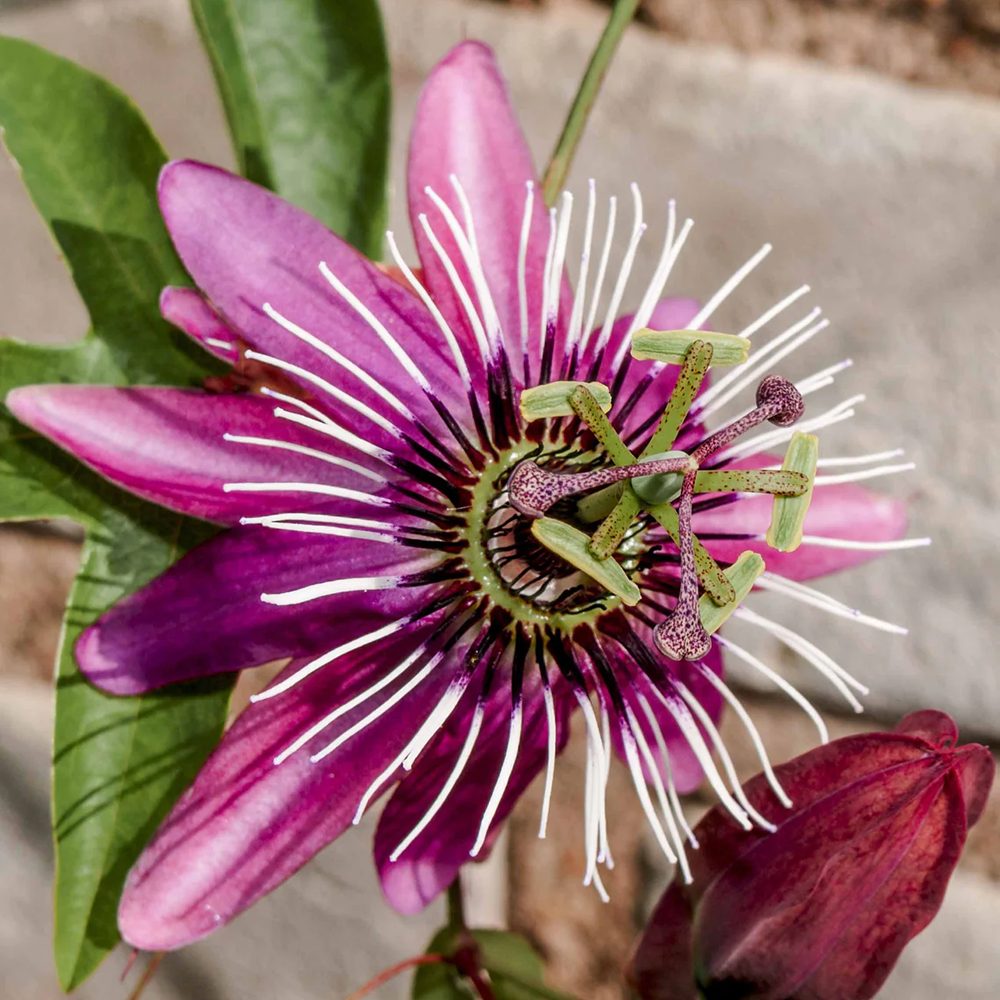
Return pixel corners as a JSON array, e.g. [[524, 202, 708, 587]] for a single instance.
[[0, 0, 998, 997]]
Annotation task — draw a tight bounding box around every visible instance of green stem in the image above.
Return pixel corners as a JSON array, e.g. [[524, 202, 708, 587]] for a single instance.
[[541, 0, 642, 205], [447, 875, 466, 931]]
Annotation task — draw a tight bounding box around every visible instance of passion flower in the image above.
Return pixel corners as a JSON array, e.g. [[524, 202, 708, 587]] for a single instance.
[[6, 41, 923, 950]]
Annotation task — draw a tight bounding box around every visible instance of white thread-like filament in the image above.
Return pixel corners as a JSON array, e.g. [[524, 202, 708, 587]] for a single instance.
[[538, 682, 558, 839], [620, 721, 679, 864], [263, 302, 417, 419], [401, 675, 472, 771], [815, 462, 916, 486], [817, 449, 905, 468], [205, 336, 236, 351], [675, 679, 776, 832], [254, 616, 413, 704], [578, 194, 617, 358], [386, 702, 487, 856], [738, 284, 812, 339], [470, 698, 524, 856], [714, 635, 829, 744], [418, 212, 492, 363], [244, 348, 400, 437], [649, 684, 752, 830], [385, 231, 472, 388], [755, 572, 908, 635], [695, 667, 792, 808], [734, 607, 867, 711], [317, 264, 433, 394], [796, 358, 853, 394], [799, 534, 932, 551], [594, 183, 645, 355], [517, 181, 535, 370], [635, 691, 698, 847], [686, 243, 772, 331], [260, 574, 400, 608], [624, 706, 690, 880], [222, 432, 382, 483], [310, 650, 446, 763], [565, 179, 597, 354]]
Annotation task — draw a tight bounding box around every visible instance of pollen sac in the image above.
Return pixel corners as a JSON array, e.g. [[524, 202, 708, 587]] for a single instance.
[[531, 516, 641, 606], [699, 551, 766, 635], [631, 329, 750, 367], [767, 432, 819, 552], [519, 380, 612, 421], [755, 374, 805, 426], [631, 450, 689, 505]]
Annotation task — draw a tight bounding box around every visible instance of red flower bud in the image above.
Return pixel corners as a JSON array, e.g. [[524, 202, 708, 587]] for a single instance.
[[629, 710, 994, 1000]]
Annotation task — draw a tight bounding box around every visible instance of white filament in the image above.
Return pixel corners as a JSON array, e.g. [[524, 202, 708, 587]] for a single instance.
[[263, 302, 418, 417], [538, 682, 558, 839], [578, 195, 618, 357], [738, 284, 811, 339], [386, 702, 486, 857], [799, 534, 932, 551], [222, 433, 382, 483], [517, 181, 535, 369], [244, 348, 400, 438], [565, 179, 597, 354], [686, 243, 772, 331], [620, 722, 679, 865], [815, 462, 916, 486], [594, 183, 645, 355], [253, 616, 411, 704], [260, 574, 400, 608], [222, 481, 392, 507], [385, 231, 472, 388], [273, 644, 426, 759], [310, 650, 446, 763], [755, 572, 908, 635], [470, 698, 524, 856], [714, 635, 829, 744]]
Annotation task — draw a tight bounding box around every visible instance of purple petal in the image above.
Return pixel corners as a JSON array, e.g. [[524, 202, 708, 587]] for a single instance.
[[409, 42, 567, 385], [160, 286, 240, 363], [118, 632, 461, 950], [5, 385, 384, 524], [158, 161, 471, 450], [77, 521, 450, 694], [374, 662, 572, 914]]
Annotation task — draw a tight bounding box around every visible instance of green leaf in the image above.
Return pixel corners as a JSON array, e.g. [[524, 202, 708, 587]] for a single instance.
[[413, 928, 574, 1000], [0, 38, 231, 988], [190, 0, 391, 258]]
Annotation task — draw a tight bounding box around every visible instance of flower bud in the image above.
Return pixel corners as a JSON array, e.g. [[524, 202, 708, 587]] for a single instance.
[[629, 710, 994, 1000]]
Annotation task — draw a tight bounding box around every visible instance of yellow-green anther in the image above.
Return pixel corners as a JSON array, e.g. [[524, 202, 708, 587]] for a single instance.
[[632, 329, 751, 367], [694, 469, 809, 496], [646, 502, 737, 606], [520, 380, 613, 421], [589, 490, 642, 560], [641, 339, 714, 456], [699, 551, 765, 635], [766, 432, 819, 552], [632, 450, 690, 505], [568, 385, 634, 466], [531, 517, 641, 606]]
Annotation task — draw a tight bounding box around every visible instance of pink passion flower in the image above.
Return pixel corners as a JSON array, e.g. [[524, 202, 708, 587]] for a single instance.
[[629, 711, 995, 1000], [6, 42, 925, 949]]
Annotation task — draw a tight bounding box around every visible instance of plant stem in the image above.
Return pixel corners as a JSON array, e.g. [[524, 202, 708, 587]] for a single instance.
[[447, 874, 466, 931], [343, 954, 447, 1000], [541, 0, 642, 205], [126, 952, 164, 1000]]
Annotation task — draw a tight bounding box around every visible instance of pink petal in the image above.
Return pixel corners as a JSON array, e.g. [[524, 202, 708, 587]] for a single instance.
[[160, 286, 240, 363], [118, 633, 460, 950], [158, 161, 471, 449], [77, 521, 449, 694], [408, 41, 567, 385], [374, 663, 571, 914], [5, 385, 383, 524], [695, 476, 908, 580]]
